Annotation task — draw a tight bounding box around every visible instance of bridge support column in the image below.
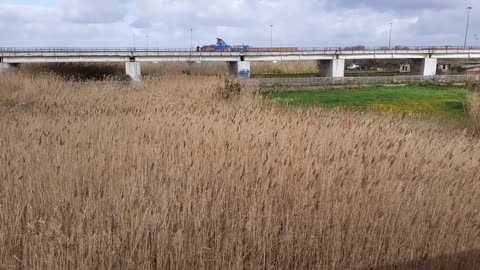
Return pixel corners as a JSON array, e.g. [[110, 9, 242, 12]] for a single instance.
[[317, 59, 345, 77], [412, 58, 437, 76], [0, 63, 13, 71], [228, 61, 250, 78], [125, 62, 141, 81]]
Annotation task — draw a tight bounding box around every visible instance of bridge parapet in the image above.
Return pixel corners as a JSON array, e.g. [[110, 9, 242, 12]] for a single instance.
[[1, 46, 479, 56]]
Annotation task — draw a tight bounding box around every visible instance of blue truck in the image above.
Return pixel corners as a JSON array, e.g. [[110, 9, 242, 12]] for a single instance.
[[200, 38, 250, 52]]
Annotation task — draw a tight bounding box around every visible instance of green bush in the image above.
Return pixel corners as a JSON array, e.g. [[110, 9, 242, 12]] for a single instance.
[[0, 99, 16, 108]]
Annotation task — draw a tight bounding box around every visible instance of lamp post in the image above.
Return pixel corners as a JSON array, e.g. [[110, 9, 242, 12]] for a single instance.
[[146, 32, 149, 50], [388, 22, 393, 48], [190, 28, 193, 50], [464, 7, 472, 48], [475, 34, 479, 48], [270, 24, 273, 48], [133, 34, 136, 50]]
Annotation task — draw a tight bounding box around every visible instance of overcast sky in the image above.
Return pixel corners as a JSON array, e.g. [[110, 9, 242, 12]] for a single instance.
[[0, 0, 478, 48]]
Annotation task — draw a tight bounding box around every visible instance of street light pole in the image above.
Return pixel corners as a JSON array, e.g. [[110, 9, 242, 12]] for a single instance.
[[464, 7, 472, 48], [474, 34, 479, 48], [190, 28, 193, 50], [270, 24, 273, 48], [388, 22, 393, 48], [133, 34, 136, 49], [146, 32, 149, 50]]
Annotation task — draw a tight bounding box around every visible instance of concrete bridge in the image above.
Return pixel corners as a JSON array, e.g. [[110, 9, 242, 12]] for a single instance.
[[1, 47, 480, 80]]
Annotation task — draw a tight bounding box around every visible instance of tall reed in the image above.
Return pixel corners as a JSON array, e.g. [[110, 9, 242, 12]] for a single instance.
[[1, 72, 480, 269], [465, 89, 480, 133]]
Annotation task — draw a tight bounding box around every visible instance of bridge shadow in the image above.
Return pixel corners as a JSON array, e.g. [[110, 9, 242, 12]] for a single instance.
[[372, 250, 480, 270]]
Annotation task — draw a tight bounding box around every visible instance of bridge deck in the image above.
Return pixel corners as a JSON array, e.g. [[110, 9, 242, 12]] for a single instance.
[[1, 47, 480, 63], [1, 46, 479, 80]]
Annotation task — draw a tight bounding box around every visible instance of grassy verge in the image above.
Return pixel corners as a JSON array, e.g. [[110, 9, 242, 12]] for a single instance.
[[264, 85, 467, 120]]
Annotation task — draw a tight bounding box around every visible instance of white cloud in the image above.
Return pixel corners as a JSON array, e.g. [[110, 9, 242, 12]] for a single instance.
[[58, 0, 129, 24], [0, 0, 478, 47]]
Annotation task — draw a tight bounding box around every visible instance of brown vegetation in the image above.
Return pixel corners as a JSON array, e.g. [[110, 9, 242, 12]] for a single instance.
[[20, 63, 127, 80], [464, 82, 480, 133], [1, 71, 480, 269], [20, 61, 320, 78], [142, 62, 228, 76], [251, 61, 317, 74], [465, 94, 480, 134], [20, 62, 229, 78]]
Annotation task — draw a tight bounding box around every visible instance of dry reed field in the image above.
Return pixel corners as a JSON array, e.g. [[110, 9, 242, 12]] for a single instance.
[[1, 71, 480, 269], [143, 61, 318, 76], [251, 61, 317, 74], [141, 62, 228, 76], [465, 92, 480, 132], [19, 62, 229, 78], [19, 61, 319, 78]]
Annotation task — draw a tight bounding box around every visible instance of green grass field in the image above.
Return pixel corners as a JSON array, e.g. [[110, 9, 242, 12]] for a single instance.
[[264, 85, 467, 119]]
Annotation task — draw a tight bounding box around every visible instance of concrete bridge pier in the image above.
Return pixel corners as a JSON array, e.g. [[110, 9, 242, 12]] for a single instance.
[[317, 59, 345, 77], [228, 61, 251, 78], [125, 62, 141, 81], [0, 63, 13, 71], [412, 58, 438, 76]]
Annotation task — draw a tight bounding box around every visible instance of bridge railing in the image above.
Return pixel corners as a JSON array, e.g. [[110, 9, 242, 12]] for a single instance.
[[0, 47, 197, 52], [0, 46, 479, 53]]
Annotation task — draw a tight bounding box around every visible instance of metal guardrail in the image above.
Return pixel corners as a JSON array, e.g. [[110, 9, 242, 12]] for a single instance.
[[255, 74, 480, 87], [0, 46, 479, 53]]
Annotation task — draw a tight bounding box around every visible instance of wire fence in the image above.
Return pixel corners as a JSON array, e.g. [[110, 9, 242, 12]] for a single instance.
[[255, 74, 480, 87]]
